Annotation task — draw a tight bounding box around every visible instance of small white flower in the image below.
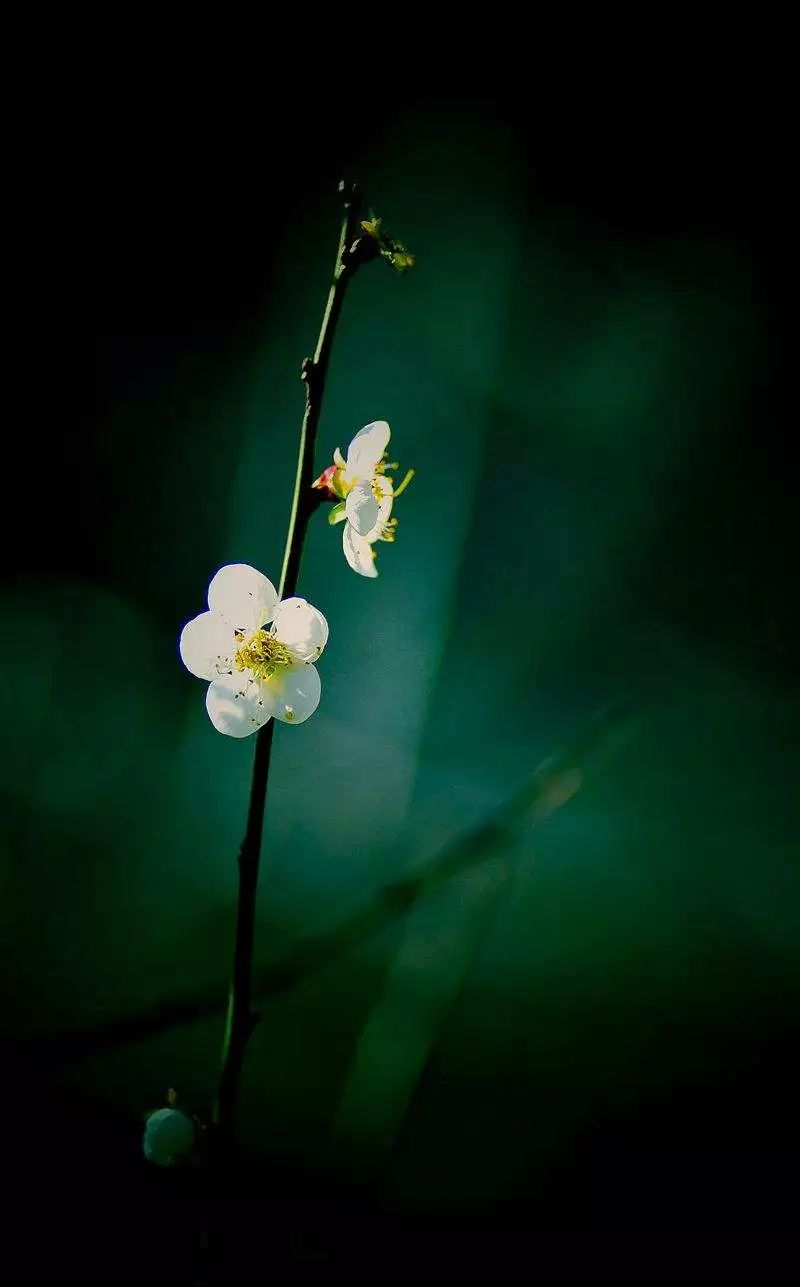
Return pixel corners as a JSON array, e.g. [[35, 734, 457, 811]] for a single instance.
[[179, 563, 328, 737], [313, 420, 414, 579]]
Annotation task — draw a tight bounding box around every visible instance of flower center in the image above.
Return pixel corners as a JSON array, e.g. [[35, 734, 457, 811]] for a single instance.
[[234, 629, 292, 681]]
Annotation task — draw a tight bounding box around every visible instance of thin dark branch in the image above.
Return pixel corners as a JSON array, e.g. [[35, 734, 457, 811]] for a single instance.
[[213, 182, 364, 1145]]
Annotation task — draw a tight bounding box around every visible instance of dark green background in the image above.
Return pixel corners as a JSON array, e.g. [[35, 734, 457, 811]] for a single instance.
[[3, 66, 796, 1235]]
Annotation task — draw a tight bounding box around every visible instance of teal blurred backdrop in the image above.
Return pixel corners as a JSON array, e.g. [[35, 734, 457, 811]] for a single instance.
[[3, 72, 796, 1232]]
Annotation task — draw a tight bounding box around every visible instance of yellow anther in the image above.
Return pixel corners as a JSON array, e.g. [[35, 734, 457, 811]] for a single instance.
[[381, 517, 398, 542], [375, 453, 401, 475], [234, 630, 292, 682]]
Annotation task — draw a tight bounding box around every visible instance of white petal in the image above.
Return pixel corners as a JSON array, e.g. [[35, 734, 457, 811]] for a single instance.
[[345, 481, 380, 536], [205, 671, 274, 738], [362, 491, 394, 542], [266, 663, 321, 724], [271, 597, 329, 663], [345, 421, 390, 477], [179, 612, 235, 680], [333, 447, 346, 468], [343, 522, 378, 578], [207, 564, 278, 631]]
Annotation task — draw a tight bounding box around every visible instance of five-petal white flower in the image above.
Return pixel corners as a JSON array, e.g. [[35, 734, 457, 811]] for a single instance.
[[179, 564, 328, 737], [323, 420, 412, 578]]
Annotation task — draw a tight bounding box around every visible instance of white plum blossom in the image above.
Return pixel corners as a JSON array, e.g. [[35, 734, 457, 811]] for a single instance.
[[312, 420, 414, 578], [179, 564, 328, 737]]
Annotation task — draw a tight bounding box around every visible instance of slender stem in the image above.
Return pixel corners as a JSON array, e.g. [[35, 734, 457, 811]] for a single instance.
[[214, 183, 363, 1147]]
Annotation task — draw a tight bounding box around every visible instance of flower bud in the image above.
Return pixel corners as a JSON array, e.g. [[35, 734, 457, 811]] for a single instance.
[[312, 464, 341, 500], [143, 1107, 195, 1167]]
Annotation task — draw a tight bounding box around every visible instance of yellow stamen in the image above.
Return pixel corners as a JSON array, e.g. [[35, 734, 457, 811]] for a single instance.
[[381, 517, 399, 542], [234, 629, 292, 682], [393, 468, 415, 498]]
